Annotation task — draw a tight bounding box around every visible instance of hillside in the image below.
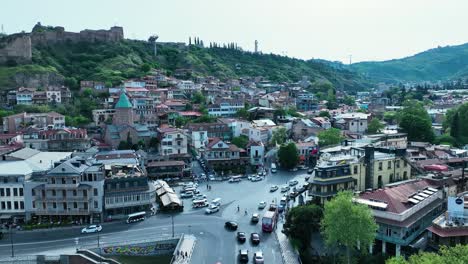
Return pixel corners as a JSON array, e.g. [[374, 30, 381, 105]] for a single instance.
[[0, 39, 371, 91], [351, 43, 468, 83]]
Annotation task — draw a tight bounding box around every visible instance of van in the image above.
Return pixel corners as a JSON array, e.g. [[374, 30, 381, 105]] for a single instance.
[[183, 187, 196, 193], [212, 198, 222, 206], [271, 163, 277, 173], [192, 199, 208, 208]]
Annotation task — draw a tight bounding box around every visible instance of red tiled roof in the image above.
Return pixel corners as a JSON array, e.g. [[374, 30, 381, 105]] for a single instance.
[[359, 179, 437, 214], [147, 160, 185, 167], [427, 225, 468, 237], [207, 137, 222, 148], [179, 111, 202, 117]]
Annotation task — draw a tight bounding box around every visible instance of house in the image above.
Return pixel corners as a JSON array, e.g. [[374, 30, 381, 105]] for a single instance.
[[291, 119, 323, 141], [311, 117, 331, 129], [186, 122, 232, 141], [204, 138, 248, 171], [207, 99, 244, 117], [3, 112, 65, 134], [24, 157, 105, 223], [247, 141, 265, 166], [296, 93, 318, 111], [22, 127, 90, 152], [356, 179, 445, 257], [146, 160, 186, 180], [334, 112, 371, 133], [158, 127, 189, 157], [16, 87, 36, 105], [92, 109, 116, 126]]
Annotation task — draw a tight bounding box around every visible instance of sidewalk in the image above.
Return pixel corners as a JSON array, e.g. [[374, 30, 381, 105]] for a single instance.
[[172, 234, 196, 264], [275, 219, 301, 264]]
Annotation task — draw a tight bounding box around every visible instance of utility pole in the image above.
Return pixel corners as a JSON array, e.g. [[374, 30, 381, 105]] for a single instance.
[[10, 226, 14, 258], [171, 215, 175, 238]]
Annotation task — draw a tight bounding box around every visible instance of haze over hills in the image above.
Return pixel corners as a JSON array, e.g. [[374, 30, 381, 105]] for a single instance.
[[350, 42, 468, 83]]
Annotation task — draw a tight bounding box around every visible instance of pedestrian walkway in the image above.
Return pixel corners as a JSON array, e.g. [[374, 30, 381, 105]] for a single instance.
[[275, 220, 301, 264], [172, 234, 196, 264]]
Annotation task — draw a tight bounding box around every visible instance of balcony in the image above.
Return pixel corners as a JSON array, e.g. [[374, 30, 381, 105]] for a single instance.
[[34, 209, 92, 216], [45, 183, 80, 189], [34, 196, 92, 202]]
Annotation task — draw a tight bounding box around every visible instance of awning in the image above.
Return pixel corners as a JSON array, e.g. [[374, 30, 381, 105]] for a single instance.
[[0, 214, 12, 219]]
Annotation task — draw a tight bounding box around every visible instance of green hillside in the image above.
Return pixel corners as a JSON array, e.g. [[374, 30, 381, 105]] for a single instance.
[[351, 43, 468, 83], [0, 39, 371, 91]]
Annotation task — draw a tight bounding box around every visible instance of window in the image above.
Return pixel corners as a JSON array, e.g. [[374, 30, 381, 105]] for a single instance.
[[378, 162, 383, 171], [19, 188, 23, 196], [72, 178, 77, 184], [73, 190, 77, 196], [62, 190, 66, 197], [388, 161, 391, 169], [403, 171, 408, 180], [53, 202, 56, 209], [94, 188, 98, 196], [52, 190, 56, 196], [32, 201, 36, 209], [13, 188, 18, 196], [20, 201, 24, 209], [32, 189, 35, 196], [83, 203, 88, 210], [14, 201, 18, 210], [62, 178, 66, 184], [7, 202, 11, 210], [63, 202, 67, 210], [396, 160, 400, 168], [6, 188, 10, 196], [74, 202, 77, 209], [51, 178, 55, 184], [94, 201, 98, 209], [0, 188, 4, 197], [386, 228, 392, 237], [83, 190, 87, 197], [1, 202, 5, 209]]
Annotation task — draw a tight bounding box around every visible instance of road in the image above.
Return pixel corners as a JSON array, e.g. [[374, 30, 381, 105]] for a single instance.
[[0, 160, 310, 264]]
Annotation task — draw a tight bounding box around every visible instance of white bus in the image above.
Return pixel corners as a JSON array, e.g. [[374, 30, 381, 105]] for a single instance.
[[192, 199, 209, 208], [271, 163, 277, 173], [126, 211, 146, 223]]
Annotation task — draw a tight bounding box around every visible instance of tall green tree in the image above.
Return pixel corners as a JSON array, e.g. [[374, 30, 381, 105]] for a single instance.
[[283, 204, 323, 250], [271, 127, 288, 145], [449, 111, 460, 140], [397, 100, 435, 142], [321, 191, 378, 264], [231, 135, 249, 149], [318, 128, 343, 147], [278, 142, 299, 169], [367, 118, 384, 134], [318, 111, 331, 118]]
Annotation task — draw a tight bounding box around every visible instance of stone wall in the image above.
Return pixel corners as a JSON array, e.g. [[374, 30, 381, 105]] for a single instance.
[[0, 34, 32, 64]]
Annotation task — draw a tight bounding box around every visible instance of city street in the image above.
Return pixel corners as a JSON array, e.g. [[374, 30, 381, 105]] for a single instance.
[[0, 162, 310, 264]]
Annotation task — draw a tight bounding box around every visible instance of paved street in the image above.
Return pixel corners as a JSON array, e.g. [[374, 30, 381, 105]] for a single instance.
[[0, 161, 310, 264]]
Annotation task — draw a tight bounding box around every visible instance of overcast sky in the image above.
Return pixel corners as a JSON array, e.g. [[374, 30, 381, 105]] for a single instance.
[[3, 0, 468, 63]]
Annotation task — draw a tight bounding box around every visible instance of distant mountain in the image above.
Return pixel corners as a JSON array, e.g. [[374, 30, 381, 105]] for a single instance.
[[351, 43, 468, 83], [0, 37, 372, 91]]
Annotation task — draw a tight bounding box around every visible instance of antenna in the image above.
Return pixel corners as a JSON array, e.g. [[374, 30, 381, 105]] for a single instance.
[[349, 54, 352, 65], [254, 40, 258, 53]]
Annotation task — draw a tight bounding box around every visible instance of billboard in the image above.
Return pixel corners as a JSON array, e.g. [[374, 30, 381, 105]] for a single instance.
[[447, 196, 464, 218]]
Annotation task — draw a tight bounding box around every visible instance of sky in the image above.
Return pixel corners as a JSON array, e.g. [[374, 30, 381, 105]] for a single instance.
[[3, 0, 468, 63]]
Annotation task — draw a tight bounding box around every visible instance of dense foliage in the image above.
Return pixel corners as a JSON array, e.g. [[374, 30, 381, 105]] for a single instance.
[[283, 204, 323, 251], [367, 118, 384, 134], [278, 142, 299, 169], [397, 100, 435, 142], [386, 244, 468, 264], [352, 43, 468, 82], [318, 128, 343, 147], [321, 191, 378, 264], [443, 103, 468, 145]]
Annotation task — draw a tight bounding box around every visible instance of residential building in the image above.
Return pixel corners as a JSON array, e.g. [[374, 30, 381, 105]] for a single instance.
[[103, 164, 156, 219], [309, 146, 412, 204], [3, 112, 65, 134], [16, 87, 36, 105], [296, 93, 318, 111], [207, 100, 244, 117], [189, 130, 209, 151], [291, 119, 323, 141], [158, 127, 188, 157], [186, 122, 232, 141], [356, 179, 445, 257], [334, 112, 371, 133], [146, 160, 185, 180], [92, 109, 115, 126], [247, 141, 265, 166], [204, 138, 248, 171], [22, 127, 90, 152], [311, 117, 331, 129], [24, 157, 105, 223]]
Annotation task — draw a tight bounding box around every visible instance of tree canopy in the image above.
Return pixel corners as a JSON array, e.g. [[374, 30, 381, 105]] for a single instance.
[[278, 142, 299, 169], [271, 127, 288, 145], [397, 100, 435, 142], [318, 128, 343, 147], [283, 204, 323, 250], [443, 103, 468, 145], [386, 244, 468, 264], [321, 191, 378, 264], [367, 118, 384, 134], [231, 135, 249, 149]]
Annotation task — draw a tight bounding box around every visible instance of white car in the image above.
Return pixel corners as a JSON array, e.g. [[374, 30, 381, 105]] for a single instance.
[[180, 192, 194, 198], [289, 180, 299, 186], [270, 185, 279, 192], [192, 194, 207, 200], [209, 174, 215, 181], [81, 225, 102, 234], [281, 186, 290, 193], [205, 204, 219, 214], [254, 251, 264, 264], [258, 201, 267, 209]]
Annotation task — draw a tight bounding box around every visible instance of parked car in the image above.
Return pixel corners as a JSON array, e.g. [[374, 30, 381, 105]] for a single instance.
[[192, 194, 207, 200], [251, 176, 262, 182], [237, 232, 246, 243], [254, 251, 264, 264], [180, 191, 194, 198], [209, 174, 215, 181], [270, 185, 279, 192], [250, 232, 260, 244], [251, 213, 260, 223], [307, 168, 314, 174], [228, 177, 241, 183], [280, 186, 290, 193], [239, 249, 249, 263], [205, 204, 219, 214], [81, 225, 102, 234], [288, 167, 298, 172], [289, 180, 299, 186], [225, 221, 238, 231], [258, 201, 267, 209]]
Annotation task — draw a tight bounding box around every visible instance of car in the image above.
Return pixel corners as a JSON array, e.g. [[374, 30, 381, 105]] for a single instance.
[[228, 177, 241, 183], [192, 194, 207, 200], [251, 176, 262, 182], [289, 167, 298, 172], [250, 232, 260, 244], [200, 173, 206, 178], [289, 191, 298, 198], [208, 174, 215, 181], [307, 168, 314, 174], [258, 201, 267, 209], [254, 251, 264, 264], [81, 225, 102, 234], [225, 221, 238, 231], [237, 232, 246, 243], [303, 182, 310, 189], [251, 213, 260, 223], [289, 180, 299, 186], [180, 191, 194, 198], [281, 186, 290, 193], [238, 249, 249, 262], [205, 204, 219, 214], [270, 185, 279, 192]]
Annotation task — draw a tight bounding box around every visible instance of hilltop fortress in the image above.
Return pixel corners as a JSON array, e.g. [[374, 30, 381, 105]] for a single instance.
[[0, 22, 124, 64]]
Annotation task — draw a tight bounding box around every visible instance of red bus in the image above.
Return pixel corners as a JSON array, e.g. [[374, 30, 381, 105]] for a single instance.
[[262, 205, 278, 232]]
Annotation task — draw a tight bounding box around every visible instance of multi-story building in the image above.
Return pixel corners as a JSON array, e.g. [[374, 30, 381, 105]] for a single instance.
[[189, 130, 209, 151], [186, 122, 232, 141], [246, 141, 265, 166], [22, 128, 90, 152], [16, 87, 36, 105], [296, 93, 318, 111], [356, 179, 445, 257], [92, 109, 116, 126], [334, 112, 371, 133], [291, 119, 322, 141], [309, 146, 412, 204], [3, 112, 65, 134], [207, 100, 244, 117], [158, 128, 188, 157], [204, 138, 248, 171], [103, 164, 155, 219], [146, 160, 186, 180], [24, 157, 105, 224]]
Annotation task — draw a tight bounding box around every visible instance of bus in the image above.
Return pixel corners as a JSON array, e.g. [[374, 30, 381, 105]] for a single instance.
[[192, 199, 209, 208], [271, 163, 277, 173], [262, 210, 278, 232], [126, 211, 146, 223]]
